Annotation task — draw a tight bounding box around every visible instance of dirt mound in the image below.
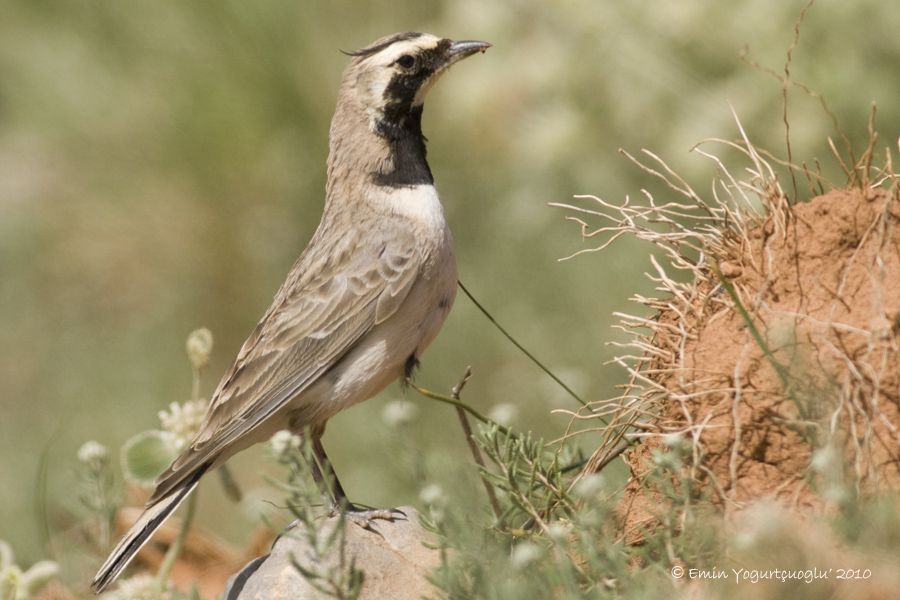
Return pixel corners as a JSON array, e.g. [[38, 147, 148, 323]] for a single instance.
[[615, 187, 900, 537]]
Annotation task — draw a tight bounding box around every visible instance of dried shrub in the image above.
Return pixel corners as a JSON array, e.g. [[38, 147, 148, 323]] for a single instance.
[[554, 117, 900, 540]]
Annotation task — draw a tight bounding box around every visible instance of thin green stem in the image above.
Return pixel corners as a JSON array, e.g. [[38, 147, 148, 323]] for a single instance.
[[458, 281, 588, 408], [36, 441, 54, 559], [191, 367, 202, 402], [710, 262, 791, 389], [406, 379, 514, 438], [93, 466, 111, 549], [157, 490, 198, 593]]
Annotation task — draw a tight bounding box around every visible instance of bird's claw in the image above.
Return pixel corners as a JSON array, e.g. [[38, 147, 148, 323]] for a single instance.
[[332, 505, 406, 529]]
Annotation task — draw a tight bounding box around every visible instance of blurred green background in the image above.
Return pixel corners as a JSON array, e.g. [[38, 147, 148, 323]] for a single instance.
[[1, 0, 898, 571]]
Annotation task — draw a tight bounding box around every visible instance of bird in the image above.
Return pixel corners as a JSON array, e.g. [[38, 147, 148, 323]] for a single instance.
[[91, 31, 490, 593]]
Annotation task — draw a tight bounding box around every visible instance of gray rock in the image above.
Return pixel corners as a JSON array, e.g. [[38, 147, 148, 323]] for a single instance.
[[226, 507, 439, 600]]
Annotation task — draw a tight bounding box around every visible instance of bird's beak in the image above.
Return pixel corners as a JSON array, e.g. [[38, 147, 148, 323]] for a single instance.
[[413, 39, 491, 106], [446, 39, 492, 65]]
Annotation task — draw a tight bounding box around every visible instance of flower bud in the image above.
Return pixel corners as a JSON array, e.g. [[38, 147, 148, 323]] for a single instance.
[[269, 430, 302, 458], [185, 328, 214, 370], [381, 400, 419, 428], [77, 440, 108, 467], [510, 542, 541, 569], [488, 403, 518, 426]]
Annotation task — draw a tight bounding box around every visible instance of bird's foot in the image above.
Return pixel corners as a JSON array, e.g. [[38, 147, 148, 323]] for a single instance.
[[331, 504, 406, 529]]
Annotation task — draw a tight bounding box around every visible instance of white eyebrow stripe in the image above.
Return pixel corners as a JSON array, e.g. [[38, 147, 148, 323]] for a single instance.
[[367, 35, 442, 67]]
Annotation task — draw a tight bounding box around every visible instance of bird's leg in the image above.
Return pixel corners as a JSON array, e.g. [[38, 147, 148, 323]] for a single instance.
[[304, 441, 339, 513], [313, 440, 350, 511], [310, 435, 404, 527]]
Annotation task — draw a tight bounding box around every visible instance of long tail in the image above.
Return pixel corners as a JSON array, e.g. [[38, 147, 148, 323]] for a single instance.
[[91, 465, 208, 593]]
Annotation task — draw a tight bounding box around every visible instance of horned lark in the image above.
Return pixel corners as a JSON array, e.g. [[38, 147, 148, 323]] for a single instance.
[[92, 32, 490, 593]]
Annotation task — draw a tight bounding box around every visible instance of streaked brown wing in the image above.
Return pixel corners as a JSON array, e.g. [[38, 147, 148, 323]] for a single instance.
[[147, 222, 420, 503]]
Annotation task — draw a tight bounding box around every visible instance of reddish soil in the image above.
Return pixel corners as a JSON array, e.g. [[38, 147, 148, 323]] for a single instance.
[[618, 187, 900, 538]]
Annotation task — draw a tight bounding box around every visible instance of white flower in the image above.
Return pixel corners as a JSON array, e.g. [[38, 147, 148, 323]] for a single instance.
[[510, 542, 542, 569], [381, 400, 419, 427], [419, 483, 446, 507], [269, 430, 302, 458], [572, 474, 605, 499], [0, 565, 22, 600], [662, 432, 684, 448], [21, 561, 59, 597], [77, 440, 108, 466], [732, 502, 784, 550], [0, 542, 59, 599], [488, 403, 518, 426], [420, 483, 447, 524], [546, 522, 572, 543], [102, 574, 171, 600], [0, 541, 12, 570], [823, 484, 849, 504], [811, 444, 839, 473], [732, 530, 755, 550], [158, 399, 207, 451], [651, 447, 681, 469], [185, 328, 214, 370]]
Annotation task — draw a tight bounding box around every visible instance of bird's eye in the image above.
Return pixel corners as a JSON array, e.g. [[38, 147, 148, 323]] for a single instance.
[[397, 54, 415, 69]]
